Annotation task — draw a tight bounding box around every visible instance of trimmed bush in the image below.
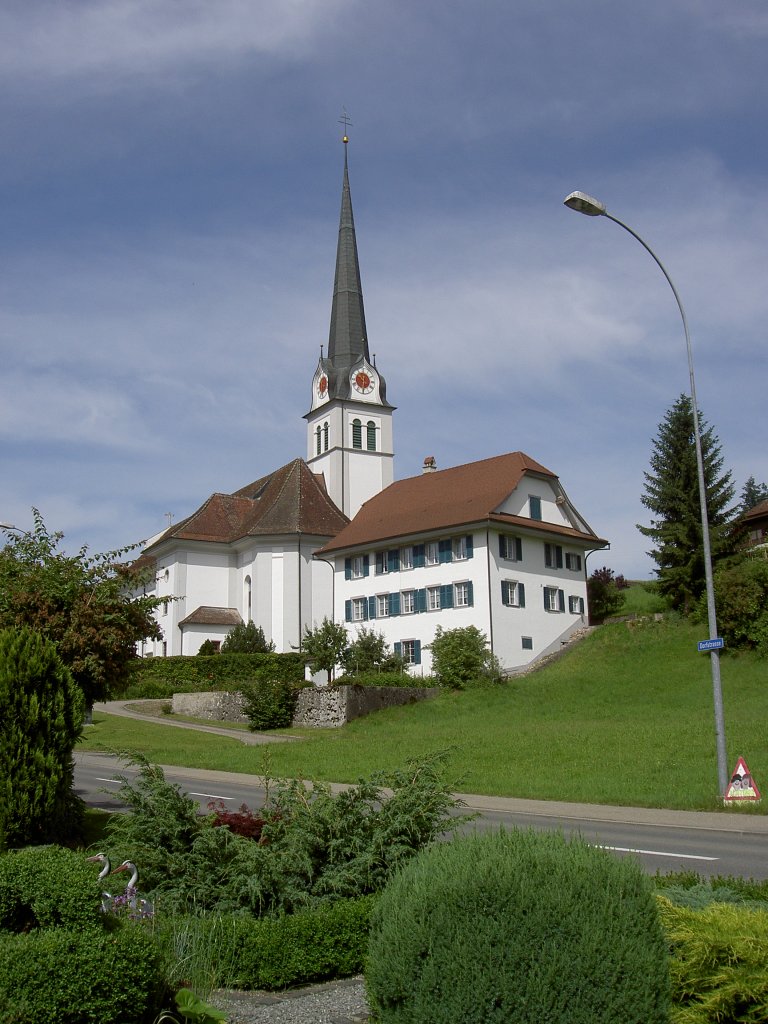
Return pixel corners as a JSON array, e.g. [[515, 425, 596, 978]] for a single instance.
[[0, 925, 167, 1024], [0, 846, 103, 932], [124, 652, 304, 698], [0, 626, 85, 847], [366, 828, 670, 1023], [658, 895, 768, 1023], [335, 670, 438, 688], [240, 677, 303, 730]]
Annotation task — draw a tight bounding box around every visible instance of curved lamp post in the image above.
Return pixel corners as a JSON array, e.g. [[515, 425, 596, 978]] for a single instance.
[[564, 190, 728, 799]]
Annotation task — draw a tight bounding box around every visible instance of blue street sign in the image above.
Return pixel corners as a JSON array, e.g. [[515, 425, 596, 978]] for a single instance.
[[697, 637, 725, 652]]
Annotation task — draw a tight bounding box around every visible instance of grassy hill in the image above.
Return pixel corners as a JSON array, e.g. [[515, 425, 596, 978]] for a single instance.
[[82, 614, 767, 812]]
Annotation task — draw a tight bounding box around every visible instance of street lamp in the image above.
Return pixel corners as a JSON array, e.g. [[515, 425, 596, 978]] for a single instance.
[[564, 190, 729, 799]]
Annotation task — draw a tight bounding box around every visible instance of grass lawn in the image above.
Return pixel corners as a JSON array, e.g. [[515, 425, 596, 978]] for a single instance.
[[80, 616, 768, 812]]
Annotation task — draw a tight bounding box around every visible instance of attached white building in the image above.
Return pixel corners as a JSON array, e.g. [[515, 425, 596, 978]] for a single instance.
[[318, 452, 608, 675]]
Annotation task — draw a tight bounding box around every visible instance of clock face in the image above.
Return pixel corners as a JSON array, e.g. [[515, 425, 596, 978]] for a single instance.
[[352, 370, 374, 395], [317, 375, 328, 398]]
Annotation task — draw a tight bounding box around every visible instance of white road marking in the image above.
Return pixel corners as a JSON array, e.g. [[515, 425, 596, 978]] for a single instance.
[[190, 792, 233, 801], [96, 777, 121, 785], [597, 845, 718, 862]]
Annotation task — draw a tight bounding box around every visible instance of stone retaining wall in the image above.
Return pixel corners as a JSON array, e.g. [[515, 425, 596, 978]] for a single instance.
[[171, 685, 440, 729]]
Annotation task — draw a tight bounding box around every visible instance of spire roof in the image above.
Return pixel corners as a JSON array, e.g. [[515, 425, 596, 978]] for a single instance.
[[326, 140, 370, 380]]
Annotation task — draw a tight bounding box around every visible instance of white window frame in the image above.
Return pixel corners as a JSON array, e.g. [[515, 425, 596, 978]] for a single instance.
[[400, 546, 414, 570], [453, 536, 468, 561], [351, 597, 367, 621], [402, 639, 417, 665], [425, 541, 439, 566], [454, 581, 470, 607], [502, 580, 521, 607], [350, 555, 366, 579], [565, 552, 582, 572], [544, 586, 564, 613], [569, 595, 585, 615], [376, 594, 390, 618], [401, 589, 416, 614], [427, 586, 441, 611]]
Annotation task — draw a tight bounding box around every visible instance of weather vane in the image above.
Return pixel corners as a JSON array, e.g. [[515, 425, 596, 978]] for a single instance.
[[339, 107, 353, 143]]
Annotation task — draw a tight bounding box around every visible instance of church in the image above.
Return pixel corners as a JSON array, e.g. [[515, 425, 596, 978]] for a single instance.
[[137, 138, 608, 675]]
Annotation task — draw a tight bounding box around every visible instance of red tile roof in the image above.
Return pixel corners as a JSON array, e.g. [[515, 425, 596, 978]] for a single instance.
[[318, 452, 606, 553], [744, 498, 768, 524], [144, 459, 348, 551]]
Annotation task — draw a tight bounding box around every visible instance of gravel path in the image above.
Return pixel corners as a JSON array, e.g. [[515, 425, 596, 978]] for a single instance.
[[210, 978, 370, 1023]]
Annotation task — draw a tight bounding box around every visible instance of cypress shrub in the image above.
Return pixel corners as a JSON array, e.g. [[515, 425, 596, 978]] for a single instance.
[[0, 626, 85, 847], [0, 846, 102, 932], [0, 925, 167, 1024], [366, 828, 670, 1024], [658, 895, 768, 1023]]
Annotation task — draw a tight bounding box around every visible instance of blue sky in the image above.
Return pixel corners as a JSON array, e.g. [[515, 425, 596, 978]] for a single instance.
[[1, 0, 766, 577]]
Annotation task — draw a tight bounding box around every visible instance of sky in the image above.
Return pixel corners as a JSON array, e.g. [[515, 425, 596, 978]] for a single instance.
[[1, 0, 766, 578]]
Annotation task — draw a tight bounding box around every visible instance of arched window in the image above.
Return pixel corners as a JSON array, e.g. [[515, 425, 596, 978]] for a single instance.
[[366, 420, 376, 451], [323, 421, 329, 451], [352, 418, 362, 449], [315, 426, 321, 455], [244, 575, 252, 620]]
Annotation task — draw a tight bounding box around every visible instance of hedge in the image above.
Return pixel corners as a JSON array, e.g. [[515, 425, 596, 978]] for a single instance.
[[123, 652, 304, 698], [0, 846, 103, 933]]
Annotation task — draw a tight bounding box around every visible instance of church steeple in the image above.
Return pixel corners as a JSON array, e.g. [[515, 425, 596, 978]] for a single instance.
[[305, 131, 395, 519], [327, 139, 369, 380]]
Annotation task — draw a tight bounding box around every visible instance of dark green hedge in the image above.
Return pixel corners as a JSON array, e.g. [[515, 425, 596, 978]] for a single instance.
[[124, 652, 304, 698], [335, 671, 439, 688], [0, 846, 103, 933], [0, 925, 167, 1024]]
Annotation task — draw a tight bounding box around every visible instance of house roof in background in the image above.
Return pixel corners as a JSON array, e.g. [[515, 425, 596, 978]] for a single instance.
[[178, 606, 243, 626]]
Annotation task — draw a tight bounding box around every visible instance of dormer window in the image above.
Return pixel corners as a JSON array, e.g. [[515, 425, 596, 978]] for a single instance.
[[529, 495, 542, 520]]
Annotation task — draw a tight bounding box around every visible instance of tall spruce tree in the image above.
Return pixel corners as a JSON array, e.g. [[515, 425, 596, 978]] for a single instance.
[[638, 394, 735, 614]]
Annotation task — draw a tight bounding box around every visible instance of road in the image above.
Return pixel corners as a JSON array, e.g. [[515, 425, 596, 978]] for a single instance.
[[75, 751, 768, 880]]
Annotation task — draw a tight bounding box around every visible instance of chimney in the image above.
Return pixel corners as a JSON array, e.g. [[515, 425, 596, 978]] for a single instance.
[[422, 456, 437, 474]]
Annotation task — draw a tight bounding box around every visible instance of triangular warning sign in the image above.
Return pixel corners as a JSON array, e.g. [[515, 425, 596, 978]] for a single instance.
[[724, 757, 761, 802]]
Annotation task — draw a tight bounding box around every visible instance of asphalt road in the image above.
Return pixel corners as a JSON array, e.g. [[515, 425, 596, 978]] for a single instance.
[[74, 750, 768, 880]]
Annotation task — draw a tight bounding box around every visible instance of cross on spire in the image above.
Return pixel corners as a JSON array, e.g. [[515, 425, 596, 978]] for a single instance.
[[338, 107, 353, 142]]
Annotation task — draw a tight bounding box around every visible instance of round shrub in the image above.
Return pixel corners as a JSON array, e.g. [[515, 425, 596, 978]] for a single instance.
[[0, 846, 102, 932], [240, 678, 303, 730], [366, 828, 670, 1024], [0, 924, 167, 1024]]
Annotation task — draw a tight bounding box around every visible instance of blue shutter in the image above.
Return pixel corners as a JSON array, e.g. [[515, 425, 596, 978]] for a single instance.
[[413, 640, 422, 665], [439, 539, 452, 564], [516, 537, 523, 561], [556, 547, 563, 569], [543, 589, 549, 611], [388, 549, 399, 573], [394, 641, 402, 658], [440, 584, 453, 608], [465, 535, 473, 559], [519, 582, 526, 608], [558, 589, 565, 612], [345, 600, 352, 622], [368, 596, 377, 619], [413, 544, 425, 568], [375, 552, 384, 575], [389, 592, 400, 616], [501, 581, 509, 605], [344, 558, 352, 581], [416, 588, 427, 613], [499, 535, 505, 559], [466, 581, 474, 606], [362, 599, 369, 620], [363, 554, 370, 577]]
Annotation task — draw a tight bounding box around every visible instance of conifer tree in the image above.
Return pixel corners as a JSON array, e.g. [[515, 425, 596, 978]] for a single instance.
[[739, 475, 768, 515], [0, 626, 85, 847], [638, 394, 735, 614], [221, 620, 275, 653]]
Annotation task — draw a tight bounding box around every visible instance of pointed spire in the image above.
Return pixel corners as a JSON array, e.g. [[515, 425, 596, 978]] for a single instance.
[[326, 136, 370, 378]]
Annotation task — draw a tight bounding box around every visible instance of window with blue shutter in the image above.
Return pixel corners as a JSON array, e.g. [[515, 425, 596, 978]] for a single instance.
[[413, 544, 425, 568], [368, 596, 377, 619], [345, 600, 352, 622], [389, 592, 401, 615], [344, 558, 352, 581], [529, 495, 542, 520], [558, 589, 565, 612], [394, 641, 402, 658], [440, 584, 454, 608], [519, 582, 526, 608], [466, 581, 474, 606], [388, 549, 400, 573], [363, 554, 370, 577], [438, 539, 452, 563], [415, 588, 427, 613], [375, 552, 385, 575], [499, 535, 507, 559], [466, 535, 473, 559], [545, 544, 563, 569], [515, 537, 523, 561]]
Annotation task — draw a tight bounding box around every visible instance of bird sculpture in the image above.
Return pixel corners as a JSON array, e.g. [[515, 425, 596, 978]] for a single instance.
[[86, 853, 113, 912], [109, 860, 154, 918]]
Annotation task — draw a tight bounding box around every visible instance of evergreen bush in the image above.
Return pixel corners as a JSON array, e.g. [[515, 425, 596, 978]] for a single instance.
[[240, 677, 303, 730], [0, 626, 85, 847], [658, 895, 768, 1023], [0, 846, 102, 932], [366, 828, 670, 1024], [0, 924, 167, 1024]]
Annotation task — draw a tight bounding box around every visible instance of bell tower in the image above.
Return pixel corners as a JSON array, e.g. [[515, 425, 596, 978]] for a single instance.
[[305, 133, 394, 518]]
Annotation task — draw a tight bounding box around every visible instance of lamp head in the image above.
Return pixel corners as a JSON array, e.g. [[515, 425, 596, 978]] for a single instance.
[[563, 191, 607, 216]]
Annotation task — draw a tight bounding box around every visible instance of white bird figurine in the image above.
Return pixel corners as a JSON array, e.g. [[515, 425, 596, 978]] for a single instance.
[[109, 860, 154, 917], [86, 852, 113, 912]]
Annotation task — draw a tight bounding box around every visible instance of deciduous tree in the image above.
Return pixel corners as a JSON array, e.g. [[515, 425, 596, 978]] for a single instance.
[[300, 617, 348, 683], [638, 395, 735, 614], [0, 510, 162, 709]]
